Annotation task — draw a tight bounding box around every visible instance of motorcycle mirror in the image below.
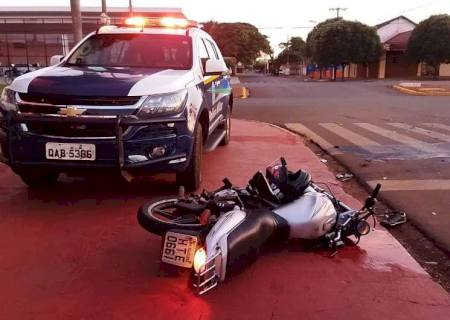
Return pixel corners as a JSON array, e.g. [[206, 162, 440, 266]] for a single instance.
[[222, 178, 232, 189]]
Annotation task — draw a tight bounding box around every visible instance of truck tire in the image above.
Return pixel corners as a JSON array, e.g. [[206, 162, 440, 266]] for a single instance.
[[18, 170, 59, 188], [219, 104, 231, 146], [176, 123, 203, 191]]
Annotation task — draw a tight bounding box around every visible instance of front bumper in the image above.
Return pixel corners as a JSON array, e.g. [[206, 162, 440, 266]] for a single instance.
[[0, 112, 193, 174]]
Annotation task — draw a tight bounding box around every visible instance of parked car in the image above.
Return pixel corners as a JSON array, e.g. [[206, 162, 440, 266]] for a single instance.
[[0, 16, 233, 190]]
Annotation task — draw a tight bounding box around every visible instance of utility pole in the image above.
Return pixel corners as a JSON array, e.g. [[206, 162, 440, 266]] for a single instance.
[[70, 0, 83, 43], [129, 0, 133, 15], [329, 7, 347, 18], [286, 34, 290, 74], [100, 0, 110, 25]]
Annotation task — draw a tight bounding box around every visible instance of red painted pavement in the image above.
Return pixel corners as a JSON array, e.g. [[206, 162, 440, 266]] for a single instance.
[[0, 120, 449, 319]]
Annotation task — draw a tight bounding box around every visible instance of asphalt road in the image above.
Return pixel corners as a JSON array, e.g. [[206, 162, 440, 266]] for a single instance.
[[234, 74, 450, 253]]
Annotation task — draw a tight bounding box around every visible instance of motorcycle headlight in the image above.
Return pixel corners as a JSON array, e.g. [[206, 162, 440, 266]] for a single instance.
[[0, 87, 18, 111], [356, 220, 371, 236], [136, 89, 187, 118]]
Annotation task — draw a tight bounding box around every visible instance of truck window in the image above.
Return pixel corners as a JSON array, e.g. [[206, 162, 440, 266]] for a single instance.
[[66, 34, 193, 70], [205, 40, 219, 60]]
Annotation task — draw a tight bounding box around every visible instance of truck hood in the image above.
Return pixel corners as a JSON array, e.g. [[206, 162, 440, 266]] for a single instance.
[[10, 65, 195, 97]]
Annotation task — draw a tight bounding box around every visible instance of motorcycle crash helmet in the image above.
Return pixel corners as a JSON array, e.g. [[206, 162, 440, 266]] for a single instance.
[[267, 164, 312, 203], [266, 164, 288, 189]]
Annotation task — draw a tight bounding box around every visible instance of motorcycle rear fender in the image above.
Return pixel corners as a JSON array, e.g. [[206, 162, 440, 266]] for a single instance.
[[204, 209, 247, 281]]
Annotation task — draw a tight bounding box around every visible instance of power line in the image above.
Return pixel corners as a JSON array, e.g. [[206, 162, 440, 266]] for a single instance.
[[400, 0, 443, 14], [257, 26, 315, 29]]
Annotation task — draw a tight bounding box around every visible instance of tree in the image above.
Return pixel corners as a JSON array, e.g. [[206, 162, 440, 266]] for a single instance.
[[306, 19, 381, 79], [407, 14, 450, 77], [202, 21, 271, 65], [275, 36, 306, 66]]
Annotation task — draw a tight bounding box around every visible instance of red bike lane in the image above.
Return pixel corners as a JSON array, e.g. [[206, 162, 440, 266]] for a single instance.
[[0, 120, 448, 319]]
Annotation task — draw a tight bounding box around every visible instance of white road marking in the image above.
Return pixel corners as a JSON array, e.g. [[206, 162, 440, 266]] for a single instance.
[[422, 123, 450, 132], [355, 123, 446, 154], [368, 179, 450, 191], [319, 123, 381, 151], [389, 123, 450, 143], [285, 123, 343, 155]]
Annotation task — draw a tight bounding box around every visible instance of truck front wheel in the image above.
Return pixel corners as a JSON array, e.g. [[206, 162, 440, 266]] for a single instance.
[[176, 124, 203, 191]]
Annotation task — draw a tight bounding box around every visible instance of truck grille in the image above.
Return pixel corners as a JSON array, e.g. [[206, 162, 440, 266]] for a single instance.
[[18, 93, 140, 106], [16, 94, 139, 137], [26, 122, 118, 138]]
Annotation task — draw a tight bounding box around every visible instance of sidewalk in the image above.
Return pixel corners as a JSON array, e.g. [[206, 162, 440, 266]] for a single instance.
[[0, 120, 448, 319]]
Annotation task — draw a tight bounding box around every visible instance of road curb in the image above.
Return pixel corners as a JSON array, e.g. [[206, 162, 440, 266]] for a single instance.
[[282, 123, 450, 256], [232, 86, 250, 99], [393, 85, 450, 96]]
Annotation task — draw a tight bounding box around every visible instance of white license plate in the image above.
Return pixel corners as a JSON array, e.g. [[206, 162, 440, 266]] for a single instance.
[[45, 142, 96, 161], [161, 231, 198, 268]]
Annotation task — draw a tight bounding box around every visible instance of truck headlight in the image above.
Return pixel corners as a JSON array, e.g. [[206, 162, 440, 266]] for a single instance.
[[136, 89, 187, 118], [0, 87, 18, 112]]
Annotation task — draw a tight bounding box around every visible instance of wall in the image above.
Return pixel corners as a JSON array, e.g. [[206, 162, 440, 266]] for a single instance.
[[439, 63, 450, 77], [384, 51, 418, 78]]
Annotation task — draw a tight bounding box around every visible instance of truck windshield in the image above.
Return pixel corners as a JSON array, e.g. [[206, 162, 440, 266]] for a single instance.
[[66, 33, 192, 69]]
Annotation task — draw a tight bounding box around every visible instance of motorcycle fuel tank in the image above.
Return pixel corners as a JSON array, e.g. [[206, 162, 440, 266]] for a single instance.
[[273, 189, 337, 239]]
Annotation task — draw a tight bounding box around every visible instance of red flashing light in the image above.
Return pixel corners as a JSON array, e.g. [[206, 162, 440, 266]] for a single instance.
[[124, 16, 198, 29]]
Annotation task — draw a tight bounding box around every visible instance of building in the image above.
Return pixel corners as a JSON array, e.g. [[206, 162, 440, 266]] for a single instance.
[[307, 15, 450, 80], [0, 6, 185, 68], [373, 15, 418, 78]]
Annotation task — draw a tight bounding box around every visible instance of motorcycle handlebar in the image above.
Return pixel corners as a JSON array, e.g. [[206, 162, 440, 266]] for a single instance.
[[371, 184, 381, 199]]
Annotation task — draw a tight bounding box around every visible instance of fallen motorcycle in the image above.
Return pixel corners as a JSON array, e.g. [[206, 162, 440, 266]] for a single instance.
[[137, 158, 381, 295]]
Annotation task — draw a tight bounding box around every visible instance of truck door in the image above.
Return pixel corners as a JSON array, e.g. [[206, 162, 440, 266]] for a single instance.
[[200, 38, 224, 132]]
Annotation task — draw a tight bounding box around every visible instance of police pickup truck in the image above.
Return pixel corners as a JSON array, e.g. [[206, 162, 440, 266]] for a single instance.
[[0, 17, 232, 190]]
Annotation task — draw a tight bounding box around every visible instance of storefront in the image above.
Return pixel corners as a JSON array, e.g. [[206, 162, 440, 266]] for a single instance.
[[0, 6, 185, 69]]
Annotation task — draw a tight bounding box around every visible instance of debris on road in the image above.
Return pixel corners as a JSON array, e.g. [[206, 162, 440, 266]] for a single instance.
[[335, 173, 353, 181], [380, 211, 407, 228], [320, 159, 328, 164]]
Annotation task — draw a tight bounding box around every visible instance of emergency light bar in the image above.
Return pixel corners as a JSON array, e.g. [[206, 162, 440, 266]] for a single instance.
[[124, 16, 199, 30]]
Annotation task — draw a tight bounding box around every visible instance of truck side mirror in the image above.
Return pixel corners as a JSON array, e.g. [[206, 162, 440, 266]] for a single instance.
[[204, 59, 228, 76], [50, 55, 64, 66]]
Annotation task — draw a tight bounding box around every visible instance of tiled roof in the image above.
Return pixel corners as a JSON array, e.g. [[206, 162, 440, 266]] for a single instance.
[[385, 30, 412, 51]]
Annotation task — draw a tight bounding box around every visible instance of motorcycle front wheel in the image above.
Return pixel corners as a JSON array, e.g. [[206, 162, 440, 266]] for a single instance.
[[137, 199, 207, 236]]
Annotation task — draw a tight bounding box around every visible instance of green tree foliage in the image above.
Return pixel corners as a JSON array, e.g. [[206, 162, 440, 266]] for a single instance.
[[407, 14, 450, 75], [202, 21, 271, 65], [306, 19, 381, 72], [275, 37, 306, 65]]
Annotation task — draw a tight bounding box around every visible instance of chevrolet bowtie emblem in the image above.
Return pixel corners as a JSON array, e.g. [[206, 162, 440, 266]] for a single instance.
[[58, 106, 87, 116]]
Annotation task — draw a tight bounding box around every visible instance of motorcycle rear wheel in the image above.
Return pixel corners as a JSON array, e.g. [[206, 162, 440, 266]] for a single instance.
[[137, 199, 207, 236]]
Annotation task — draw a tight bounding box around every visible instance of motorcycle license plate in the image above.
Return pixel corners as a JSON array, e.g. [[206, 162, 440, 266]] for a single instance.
[[45, 142, 96, 161], [161, 231, 198, 268]]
